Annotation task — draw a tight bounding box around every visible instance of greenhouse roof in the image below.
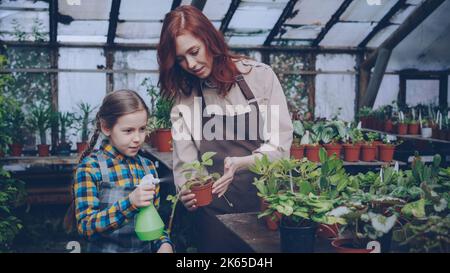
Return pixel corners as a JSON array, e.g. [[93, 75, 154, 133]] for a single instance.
[[0, 0, 435, 48]]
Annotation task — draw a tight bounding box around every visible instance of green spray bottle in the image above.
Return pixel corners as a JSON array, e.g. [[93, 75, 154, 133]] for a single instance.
[[135, 174, 165, 241]]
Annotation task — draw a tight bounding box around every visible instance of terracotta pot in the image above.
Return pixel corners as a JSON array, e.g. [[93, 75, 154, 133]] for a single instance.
[[190, 180, 213, 207], [290, 144, 304, 160], [260, 198, 281, 231], [331, 238, 373, 253], [155, 129, 172, 152], [76, 142, 88, 155], [361, 144, 376, 162], [305, 145, 320, 162], [323, 143, 342, 158], [397, 123, 408, 135], [372, 140, 383, 160], [316, 223, 339, 240], [9, 143, 23, 157], [38, 144, 50, 157], [378, 144, 395, 162], [342, 144, 361, 162], [384, 120, 394, 133], [408, 123, 420, 135]]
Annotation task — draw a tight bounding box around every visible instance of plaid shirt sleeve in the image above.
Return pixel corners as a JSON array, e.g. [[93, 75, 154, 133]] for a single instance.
[[74, 159, 139, 239]]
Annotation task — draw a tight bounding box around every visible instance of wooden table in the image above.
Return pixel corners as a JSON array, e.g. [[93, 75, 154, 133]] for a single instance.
[[216, 212, 336, 253]]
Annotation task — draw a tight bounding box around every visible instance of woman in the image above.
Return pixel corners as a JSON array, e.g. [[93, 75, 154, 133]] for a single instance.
[[157, 5, 293, 252]]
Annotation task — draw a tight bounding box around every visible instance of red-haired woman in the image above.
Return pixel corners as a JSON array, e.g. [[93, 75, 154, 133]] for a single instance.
[[158, 5, 293, 252]]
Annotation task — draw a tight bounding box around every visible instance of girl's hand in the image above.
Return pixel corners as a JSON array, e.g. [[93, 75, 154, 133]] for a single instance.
[[129, 184, 155, 208], [157, 243, 173, 253], [212, 157, 239, 197], [179, 188, 198, 212]]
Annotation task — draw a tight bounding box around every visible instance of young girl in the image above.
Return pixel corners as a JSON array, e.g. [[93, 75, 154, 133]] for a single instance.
[[71, 90, 173, 253]]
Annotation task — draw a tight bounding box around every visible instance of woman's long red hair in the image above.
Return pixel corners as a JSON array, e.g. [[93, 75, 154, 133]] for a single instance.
[[157, 5, 244, 99]]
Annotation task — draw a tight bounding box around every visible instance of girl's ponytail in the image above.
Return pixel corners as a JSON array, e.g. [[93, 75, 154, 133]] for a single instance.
[[64, 117, 101, 233]]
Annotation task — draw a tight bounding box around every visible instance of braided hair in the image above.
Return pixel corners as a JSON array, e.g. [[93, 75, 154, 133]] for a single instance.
[[64, 89, 149, 233]]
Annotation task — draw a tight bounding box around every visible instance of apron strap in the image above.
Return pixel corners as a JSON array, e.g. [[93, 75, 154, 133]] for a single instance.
[[234, 74, 256, 102], [98, 154, 110, 183]]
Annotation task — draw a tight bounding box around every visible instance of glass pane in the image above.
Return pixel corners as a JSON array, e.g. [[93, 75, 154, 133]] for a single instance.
[[340, 0, 398, 22], [319, 22, 375, 47], [270, 52, 312, 116], [59, 48, 105, 70], [406, 80, 440, 106], [58, 21, 108, 43], [113, 73, 159, 113], [58, 0, 111, 20], [119, 0, 171, 20], [116, 22, 162, 41], [0, 10, 49, 41], [114, 50, 158, 70]]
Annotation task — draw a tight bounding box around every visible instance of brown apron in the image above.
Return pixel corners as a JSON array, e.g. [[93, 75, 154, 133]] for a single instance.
[[194, 74, 264, 252]]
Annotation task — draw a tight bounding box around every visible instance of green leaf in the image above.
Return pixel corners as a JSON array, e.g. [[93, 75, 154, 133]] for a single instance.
[[401, 199, 426, 218], [201, 152, 216, 162]]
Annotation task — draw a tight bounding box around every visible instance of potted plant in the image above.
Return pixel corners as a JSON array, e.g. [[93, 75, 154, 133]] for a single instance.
[[290, 120, 304, 160], [322, 120, 346, 158], [358, 106, 372, 129], [361, 132, 378, 162], [396, 111, 408, 135], [6, 105, 27, 156], [383, 104, 394, 133], [250, 154, 291, 230], [378, 135, 401, 162], [56, 111, 76, 156], [181, 151, 220, 207], [342, 127, 363, 162], [407, 108, 420, 135], [330, 200, 398, 253], [265, 191, 343, 253], [303, 129, 321, 162], [154, 96, 174, 152], [27, 103, 52, 157], [74, 102, 96, 155]]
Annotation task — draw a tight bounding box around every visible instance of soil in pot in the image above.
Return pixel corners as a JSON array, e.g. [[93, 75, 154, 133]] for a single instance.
[[190, 180, 214, 207], [279, 218, 317, 253]]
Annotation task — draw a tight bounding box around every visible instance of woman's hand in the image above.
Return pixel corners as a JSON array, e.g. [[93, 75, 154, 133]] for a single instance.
[[129, 184, 155, 208], [212, 157, 239, 197], [179, 188, 198, 212], [157, 242, 173, 253]]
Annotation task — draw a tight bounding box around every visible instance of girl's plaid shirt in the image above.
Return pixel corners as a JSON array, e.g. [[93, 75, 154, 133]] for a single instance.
[[74, 142, 171, 249]]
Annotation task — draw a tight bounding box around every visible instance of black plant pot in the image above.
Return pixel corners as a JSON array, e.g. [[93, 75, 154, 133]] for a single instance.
[[56, 142, 72, 156], [279, 219, 317, 253], [378, 230, 393, 253]]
